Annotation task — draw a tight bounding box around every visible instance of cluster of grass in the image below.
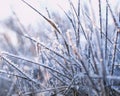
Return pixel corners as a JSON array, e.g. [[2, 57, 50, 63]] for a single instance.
[[0, 0, 120, 96]]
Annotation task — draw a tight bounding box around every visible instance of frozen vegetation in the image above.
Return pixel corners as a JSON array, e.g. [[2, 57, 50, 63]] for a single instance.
[[0, 0, 120, 96]]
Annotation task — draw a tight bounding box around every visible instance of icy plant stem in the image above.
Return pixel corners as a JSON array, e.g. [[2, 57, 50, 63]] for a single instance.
[[1, 56, 44, 86], [98, 0, 102, 39], [111, 30, 119, 75], [2, 52, 71, 80], [77, 0, 80, 47]]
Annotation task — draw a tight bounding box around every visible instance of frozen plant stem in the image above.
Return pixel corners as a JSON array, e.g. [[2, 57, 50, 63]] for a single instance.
[[98, 0, 102, 39], [63, 75, 77, 95], [1, 56, 44, 87], [105, 5, 108, 60], [68, 0, 78, 46], [21, 0, 70, 56], [111, 30, 119, 75], [77, 0, 80, 48], [2, 52, 71, 80]]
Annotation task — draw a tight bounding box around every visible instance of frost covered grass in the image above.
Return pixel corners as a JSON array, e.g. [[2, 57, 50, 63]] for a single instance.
[[0, 0, 120, 96]]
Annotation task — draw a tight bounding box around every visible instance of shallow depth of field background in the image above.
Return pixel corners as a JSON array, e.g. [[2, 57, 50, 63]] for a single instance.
[[0, 0, 120, 96]]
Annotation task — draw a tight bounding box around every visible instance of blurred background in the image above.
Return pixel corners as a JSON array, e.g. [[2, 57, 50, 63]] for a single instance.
[[0, 0, 120, 96]]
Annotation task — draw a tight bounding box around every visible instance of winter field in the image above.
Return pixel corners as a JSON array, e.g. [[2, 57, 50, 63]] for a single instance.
[[0, 0, 120, 96]]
